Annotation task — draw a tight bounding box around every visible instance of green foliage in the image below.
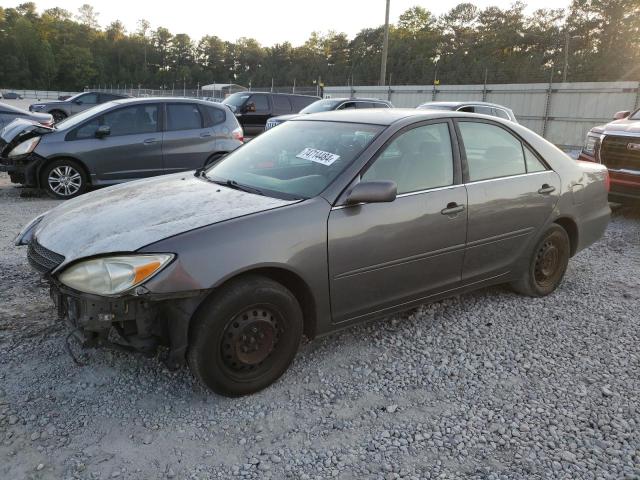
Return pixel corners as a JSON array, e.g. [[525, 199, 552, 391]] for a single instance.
[[0, 1, 638, 90]]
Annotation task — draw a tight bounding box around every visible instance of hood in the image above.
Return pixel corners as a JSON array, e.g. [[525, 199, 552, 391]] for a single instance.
[[270, 114, 300, 123], [31, 100, 64, 107], [601, 117, 640, 135], [0, 118, 54, 149], [33, 173, 296, 268]]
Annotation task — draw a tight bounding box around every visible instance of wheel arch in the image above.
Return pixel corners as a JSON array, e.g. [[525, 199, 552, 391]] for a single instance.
[[553, 216, 579, 257]]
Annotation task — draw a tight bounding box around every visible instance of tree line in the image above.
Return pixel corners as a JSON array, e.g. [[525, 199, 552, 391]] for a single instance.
[[0, 1, 638, 91]]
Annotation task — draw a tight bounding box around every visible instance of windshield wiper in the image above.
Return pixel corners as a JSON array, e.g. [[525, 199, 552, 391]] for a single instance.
[[205, 176, 265, 196]]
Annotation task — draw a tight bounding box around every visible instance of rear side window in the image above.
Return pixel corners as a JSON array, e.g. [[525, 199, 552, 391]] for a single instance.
[[339, 102, 357, 110], [166, 103, 203, 131], [100, 93, 123, 102], [101, 104, 159, 136], [272, 96, 292, 114], [458, 122, 527, 181], [204, 105, 226, 126], [78, 93, 98, 105], [290, 96, 317, 112], [524, 146, 547, 172]]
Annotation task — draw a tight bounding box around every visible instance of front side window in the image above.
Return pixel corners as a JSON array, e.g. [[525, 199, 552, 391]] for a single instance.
[[102, 104, 159, 136], [247, 94, 269, 113], [458, 122, 527, 181], [362, 123, 454, 194], [166, 103, 202, 131], [206, 120, 383, 200]]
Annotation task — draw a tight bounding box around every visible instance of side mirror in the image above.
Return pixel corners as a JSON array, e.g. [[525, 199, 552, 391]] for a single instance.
[[613, 110, 630, 120], [244, 102, 256, 113], [346, 181, 397, 205], [95, 125, 111, 138], [75, 100, 83, 105]]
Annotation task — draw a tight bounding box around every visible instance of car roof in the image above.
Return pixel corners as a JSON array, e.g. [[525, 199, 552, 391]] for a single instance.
[[291, 108, 500, 126], [109, 97, 226, 106], [324, 98, 392, 103]]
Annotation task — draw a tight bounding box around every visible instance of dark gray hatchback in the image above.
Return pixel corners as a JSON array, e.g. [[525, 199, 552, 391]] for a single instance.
[[16, 109, 610, 396], [0, 97, 243, 198]]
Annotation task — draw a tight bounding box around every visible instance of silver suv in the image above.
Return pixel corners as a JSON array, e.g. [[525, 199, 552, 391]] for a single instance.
[[29, 91, 129, 123]]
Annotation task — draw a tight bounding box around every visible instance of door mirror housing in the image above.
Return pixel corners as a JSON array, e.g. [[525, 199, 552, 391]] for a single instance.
[[244, 102, 256, 113], [613, 110, 630, 120], [95, 125, 111, 138], [75, 100, 83, 105], [346, 181, 397, 205]]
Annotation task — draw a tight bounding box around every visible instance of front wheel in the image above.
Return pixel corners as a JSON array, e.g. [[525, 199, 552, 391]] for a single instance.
[[511, 224, 570, 297], [188, 275, 303, 396], [50, 110, 67, 123], [41, 159, 88, 199]]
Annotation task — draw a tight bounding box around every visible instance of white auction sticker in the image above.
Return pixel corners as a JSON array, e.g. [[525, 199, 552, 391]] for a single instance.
[[296, 147, 340, 166]]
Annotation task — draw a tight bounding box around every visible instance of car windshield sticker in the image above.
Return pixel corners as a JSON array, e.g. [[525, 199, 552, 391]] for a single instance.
[[296, 147, 340, 166]]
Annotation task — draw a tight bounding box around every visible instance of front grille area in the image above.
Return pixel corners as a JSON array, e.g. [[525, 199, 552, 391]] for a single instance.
[[265, 121, 278, 131], [27, 240, 65, 274], [600, 135, 640, 172]]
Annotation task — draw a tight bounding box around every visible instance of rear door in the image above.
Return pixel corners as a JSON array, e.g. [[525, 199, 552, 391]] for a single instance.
[[162, 103, 214, 173], [68, 103, 163, 182], [456, 119, 560, 282], [327, 121, 467, 323]]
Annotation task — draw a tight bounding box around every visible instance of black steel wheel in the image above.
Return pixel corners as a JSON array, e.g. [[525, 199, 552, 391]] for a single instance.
[[512, 224, 570, 297], [188, 275, 303, 396]]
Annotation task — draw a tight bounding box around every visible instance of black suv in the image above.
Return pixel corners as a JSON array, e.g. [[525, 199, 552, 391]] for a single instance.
[[222, 92, 319, 137], [265, 98, 394, 131]]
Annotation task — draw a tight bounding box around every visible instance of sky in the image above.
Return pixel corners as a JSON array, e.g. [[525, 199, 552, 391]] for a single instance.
[[7, 0, 572, 46]]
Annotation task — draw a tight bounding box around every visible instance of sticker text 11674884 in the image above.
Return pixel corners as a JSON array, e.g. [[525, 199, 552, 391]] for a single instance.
[[296, 148, 341, 166]]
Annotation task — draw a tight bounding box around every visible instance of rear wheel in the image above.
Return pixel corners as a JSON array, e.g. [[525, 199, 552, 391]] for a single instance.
[[511, 224, 570, 297], [188, 275, 303, 397], [50, 110, 67, 123], [41, 159, 88, 199]]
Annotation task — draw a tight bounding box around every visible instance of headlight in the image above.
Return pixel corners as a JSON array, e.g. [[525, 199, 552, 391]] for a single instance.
[[59, 254, 174, 296], [583, 135, 598, 155], [8, 137, 40, 157], [14, 212, 48, 246]]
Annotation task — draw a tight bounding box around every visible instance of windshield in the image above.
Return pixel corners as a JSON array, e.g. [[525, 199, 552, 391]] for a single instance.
[[222, 92, 251, 108], [299, 99, 342, 114], [64, 92, 86, 102], [54, 102, 115, 130], [205, 120, 384, 199]]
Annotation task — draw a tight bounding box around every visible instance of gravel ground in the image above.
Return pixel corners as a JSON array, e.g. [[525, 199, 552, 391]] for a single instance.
[[1, 173, 639, 480]]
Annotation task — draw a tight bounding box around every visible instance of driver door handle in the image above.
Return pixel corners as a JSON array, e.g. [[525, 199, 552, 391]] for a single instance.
[[538, 184, 556, 194], [143, 138, 158, 145], [441, 202, 465, 215], [200, 132, 213, 138]]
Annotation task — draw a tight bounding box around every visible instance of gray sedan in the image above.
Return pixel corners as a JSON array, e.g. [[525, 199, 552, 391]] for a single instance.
[[0, 102, 53, 129], [16, 109, 610, 396], [29, 91, 129, 123], [1, 97, 244, 198]]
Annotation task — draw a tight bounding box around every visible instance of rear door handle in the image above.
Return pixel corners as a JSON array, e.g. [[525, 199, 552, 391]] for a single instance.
[[538, 184, 556, 194], [441, 202, 465, 215], [200, 132, 213, 138], [143, 138, 158, 145]]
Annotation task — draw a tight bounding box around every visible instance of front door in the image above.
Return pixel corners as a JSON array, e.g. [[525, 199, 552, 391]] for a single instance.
[[456, 120, 561, 282], [328, 121, 467, 323], [70, 103, 164, 182], [241, 94, 271, 137], [162, 103, 214, 173]]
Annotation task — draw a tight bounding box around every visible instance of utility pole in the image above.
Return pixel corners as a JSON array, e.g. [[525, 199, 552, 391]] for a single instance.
[[380, 0, 390, 86], [562, 29, 570, 83]]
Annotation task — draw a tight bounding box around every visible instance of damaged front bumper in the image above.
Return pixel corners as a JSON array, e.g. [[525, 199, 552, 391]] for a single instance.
[[0, 152, 45, 187], [49, 281, 206, 369]]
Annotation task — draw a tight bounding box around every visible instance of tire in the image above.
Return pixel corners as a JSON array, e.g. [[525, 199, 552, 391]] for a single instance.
[[41, 159, 88, 199], [511, 224, 570, 297], [50, 110, 67, 123], [188, 275, 303, 397]]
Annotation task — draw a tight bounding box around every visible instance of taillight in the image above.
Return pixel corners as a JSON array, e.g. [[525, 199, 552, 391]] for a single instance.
[[232, 127, 244, 143], [604, 169, 610, 192]]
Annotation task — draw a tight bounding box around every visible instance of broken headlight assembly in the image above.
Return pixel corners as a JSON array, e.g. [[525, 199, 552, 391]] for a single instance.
[[8, 137, 40, 157], [58, 254, 174, 296]]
